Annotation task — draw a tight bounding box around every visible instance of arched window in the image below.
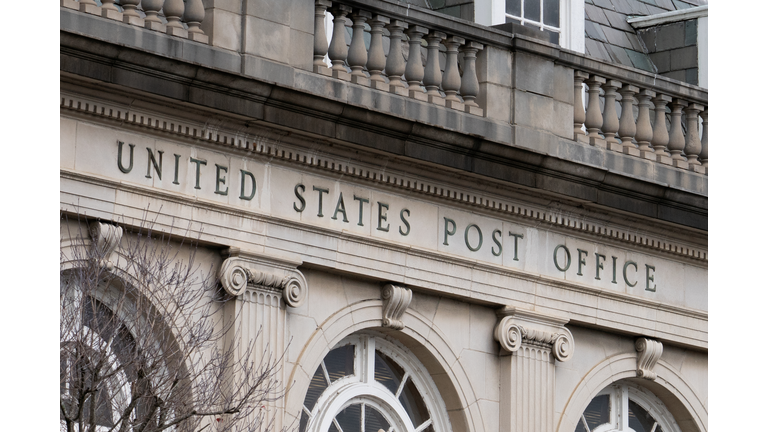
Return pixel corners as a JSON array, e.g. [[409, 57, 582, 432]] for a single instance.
[[300, 333, 451, 432], [574, 382, 681, 432], [60, 296, 136, 431]]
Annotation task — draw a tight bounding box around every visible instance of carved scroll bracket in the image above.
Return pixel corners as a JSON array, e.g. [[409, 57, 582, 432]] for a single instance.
[[89, 222, 123, 270], [381, 283, 412, 330], [218, 247, 308, 308], [636, 338, 663, 380], [493, 306, 574, 362]]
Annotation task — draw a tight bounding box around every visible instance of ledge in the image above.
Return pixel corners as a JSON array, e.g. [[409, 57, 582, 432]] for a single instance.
[[628, 5, 708, 29]]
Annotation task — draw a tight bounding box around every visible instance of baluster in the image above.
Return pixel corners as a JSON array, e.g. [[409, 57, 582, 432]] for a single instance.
[[601, 80, 621, 150], [184, 0, 208, 43], [573, 71, 589, 140], [699, 109, 708, 169], [164, 0, 188, 37], [328, 4, 352, 79], [100, 0, 122, 20], [313, 0, 333, 75], [424, 31, 446, 105], [366, 15, 390, 90], [460, 41, 484, 115], [584, 75, 606, 145], [683, 103, 704, 170], [668, 98, 688, 167], [78, 0, 99, 15], [143, 0, 165, 31], [635, 90, 655, 158], [405, 25, 428, 100], [442, 36, 465, 110], [386, 20, 407, 94], [121, 0, 143, 26], [651, 94, 671, 164], [348, 10, 372, 85], [618, 84, 639, 155]]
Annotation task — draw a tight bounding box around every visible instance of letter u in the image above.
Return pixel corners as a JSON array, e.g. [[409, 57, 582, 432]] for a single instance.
[[117, 141, 135, 173]]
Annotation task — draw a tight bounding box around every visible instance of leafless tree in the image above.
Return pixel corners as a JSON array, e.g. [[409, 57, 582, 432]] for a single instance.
[[60, 213, 284, 432]]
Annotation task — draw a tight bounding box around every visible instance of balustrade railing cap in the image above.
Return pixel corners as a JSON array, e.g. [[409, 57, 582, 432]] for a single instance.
[[620, 84, 640, 93], [352, 9, 372, 18], [368, 14, 390, 24], [406, 24, 428, 34], [587, 75, 607, 84]]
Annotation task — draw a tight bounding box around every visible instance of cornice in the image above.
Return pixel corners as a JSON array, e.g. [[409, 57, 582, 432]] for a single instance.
[[60, 93, 708, 265]]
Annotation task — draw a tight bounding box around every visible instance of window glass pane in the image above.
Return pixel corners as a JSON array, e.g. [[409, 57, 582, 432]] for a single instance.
[[543, 0, 559, 27], [506, 0, 522, 17], [398, 377, 430, 428], [335, 403, 362, 432], [325, 345, 355, 383], [329, 420, 340, 432], [524, 0, 541, 21], [364, 405, 390, 432], [374, 350, 405, 395], [628, 399, 657, 432], [505, 16, 522, 24], [544, 29, 559, 44], [304, 365, 328, 412], [583, 394, 610, 431]]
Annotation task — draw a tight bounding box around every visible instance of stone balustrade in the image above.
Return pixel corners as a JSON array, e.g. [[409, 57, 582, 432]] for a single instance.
[[60, 0, 209, 43], [313, 0, 487, 116], [60, 0, 708, 177], [574, 70, 708, 174]]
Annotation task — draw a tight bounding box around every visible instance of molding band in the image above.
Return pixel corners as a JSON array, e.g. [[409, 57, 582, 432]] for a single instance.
[[381, 283, 412, 330], [218, 247, 307, 307], [636, 337, 663, 380]]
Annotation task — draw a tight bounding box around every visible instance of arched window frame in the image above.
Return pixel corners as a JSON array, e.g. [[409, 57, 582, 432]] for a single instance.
[[303, 332, 452, 432], [578, 381, 682, 432]]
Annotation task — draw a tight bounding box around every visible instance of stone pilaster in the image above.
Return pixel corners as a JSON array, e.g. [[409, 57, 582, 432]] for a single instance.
[[219, 248, 308, 431], [494, 307, 574, 432]]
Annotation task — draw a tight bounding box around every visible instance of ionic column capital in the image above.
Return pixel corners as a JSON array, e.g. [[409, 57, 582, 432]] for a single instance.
[[493, 307, 574, 362], [218, 248, 307, 308]]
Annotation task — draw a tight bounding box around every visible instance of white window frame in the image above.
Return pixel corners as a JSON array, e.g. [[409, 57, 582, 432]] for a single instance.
[[303, 333, 451, 432], [577, 382, 682, 432], [475, 0, 585, 53]]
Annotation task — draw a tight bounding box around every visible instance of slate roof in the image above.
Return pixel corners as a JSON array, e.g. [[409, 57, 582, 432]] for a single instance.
[[583, 0, 706, 73]]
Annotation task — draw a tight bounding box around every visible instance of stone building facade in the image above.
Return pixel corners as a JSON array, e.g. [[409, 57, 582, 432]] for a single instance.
[[60, 0, 707, 431]]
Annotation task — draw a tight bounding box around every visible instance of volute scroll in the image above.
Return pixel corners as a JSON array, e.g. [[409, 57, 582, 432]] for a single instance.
[[218, 248, 308, 308]]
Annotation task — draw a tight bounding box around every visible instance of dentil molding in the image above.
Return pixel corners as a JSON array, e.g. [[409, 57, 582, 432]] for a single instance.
[[218, 247, 307, 308], [493, 306, 574, 362], [89, 221, 123, 269], [636, 338, 663, 380], [381, 283, 412, 330]]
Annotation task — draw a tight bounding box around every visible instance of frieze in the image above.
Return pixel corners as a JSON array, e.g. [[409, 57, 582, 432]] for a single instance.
[[61, 92, 707, 264]]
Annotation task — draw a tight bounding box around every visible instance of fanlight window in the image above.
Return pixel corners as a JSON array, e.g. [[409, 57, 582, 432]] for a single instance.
[[300, 334, 450, 432], [574, 382, 681, 432]]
